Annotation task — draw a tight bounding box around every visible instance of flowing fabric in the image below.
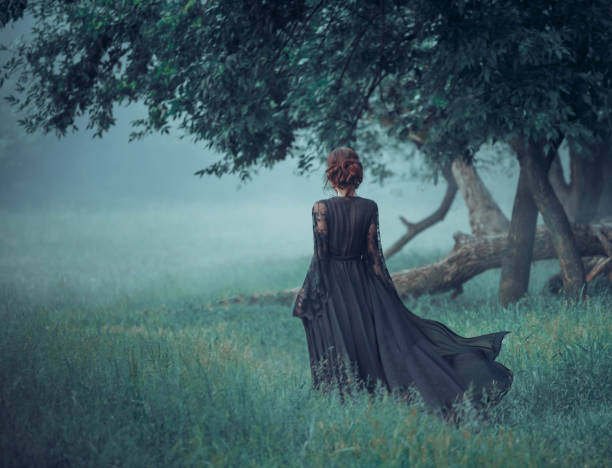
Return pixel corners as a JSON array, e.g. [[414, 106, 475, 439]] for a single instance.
[[293, 196, 513, 417]]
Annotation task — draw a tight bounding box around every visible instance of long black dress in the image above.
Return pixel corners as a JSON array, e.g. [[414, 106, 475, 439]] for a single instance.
[[293, 195, 513, 417]]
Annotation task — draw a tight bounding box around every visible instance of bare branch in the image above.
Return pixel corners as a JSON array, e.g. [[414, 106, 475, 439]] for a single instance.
[[384, 162, 457, 258], [594, 225, 612, 257], [586, 257, 612, 283]]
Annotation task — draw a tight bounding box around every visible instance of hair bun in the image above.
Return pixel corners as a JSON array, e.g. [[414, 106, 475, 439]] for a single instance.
[[324, 147, 364, 191]]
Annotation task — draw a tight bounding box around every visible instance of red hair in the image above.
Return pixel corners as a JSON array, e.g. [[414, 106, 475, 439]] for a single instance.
[[324, 147, 363, 193]]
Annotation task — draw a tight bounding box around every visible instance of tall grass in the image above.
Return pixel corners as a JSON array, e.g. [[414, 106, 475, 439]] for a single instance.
[[0, 207, 610, 467]]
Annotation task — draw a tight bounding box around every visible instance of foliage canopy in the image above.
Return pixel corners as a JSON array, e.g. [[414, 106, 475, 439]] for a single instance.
[[1, 0, 610, 180]]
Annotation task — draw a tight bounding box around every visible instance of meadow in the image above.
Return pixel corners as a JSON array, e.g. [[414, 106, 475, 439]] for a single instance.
[[0, 205, 610, 467]]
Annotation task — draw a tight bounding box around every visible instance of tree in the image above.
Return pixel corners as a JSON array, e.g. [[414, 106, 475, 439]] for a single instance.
[[0, 0, 407, 183], [1, 0, 611, 302], [379, 0, 612, 302]]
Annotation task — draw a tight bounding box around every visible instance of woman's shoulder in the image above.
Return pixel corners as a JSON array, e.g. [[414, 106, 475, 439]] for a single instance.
[[360, 196, 377, 207], [354, 196, 378, 210], [319, 196, 377, 211], [322, 195, 377, 204]]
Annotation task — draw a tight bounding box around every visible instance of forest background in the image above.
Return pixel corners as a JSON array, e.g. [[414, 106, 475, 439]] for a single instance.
[[0, 2, 610, 466]]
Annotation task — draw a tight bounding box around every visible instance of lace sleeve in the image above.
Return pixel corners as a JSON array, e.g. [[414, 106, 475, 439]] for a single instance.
[[292, 201, 331, 320], [366, 202, 397, 292]]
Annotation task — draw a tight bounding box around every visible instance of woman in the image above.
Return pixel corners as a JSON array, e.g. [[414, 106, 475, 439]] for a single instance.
[[293, 147, 513, 421]]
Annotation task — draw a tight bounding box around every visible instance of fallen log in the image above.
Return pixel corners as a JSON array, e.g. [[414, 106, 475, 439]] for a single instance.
[[216, 223, 612, 306], [381, 223, 609, 299]]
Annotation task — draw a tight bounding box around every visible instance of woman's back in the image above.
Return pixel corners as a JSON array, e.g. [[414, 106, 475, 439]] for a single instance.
[[321, 196, 376, 258]]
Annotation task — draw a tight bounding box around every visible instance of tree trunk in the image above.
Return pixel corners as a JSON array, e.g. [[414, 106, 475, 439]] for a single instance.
[[565, 140, 605, 223], [548, 135, 610, 223], [499, 164, 539, 307], [596, 136, 612, 220], [219, 224, 611, 306], [515, 138, 586, 298], [548, 147, 571, 211], [451, 158, 510, 236]]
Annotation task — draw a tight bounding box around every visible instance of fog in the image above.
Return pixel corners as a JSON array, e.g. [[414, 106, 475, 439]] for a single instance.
[[0, 19, 521, 281], [0, 104, 520, 257]]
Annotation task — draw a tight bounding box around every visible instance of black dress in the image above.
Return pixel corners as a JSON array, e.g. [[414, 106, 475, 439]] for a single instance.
[[293, 195, 513, 417]]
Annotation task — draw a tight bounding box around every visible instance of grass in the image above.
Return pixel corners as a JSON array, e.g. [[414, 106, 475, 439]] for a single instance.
[[0, 206, 610, 467]]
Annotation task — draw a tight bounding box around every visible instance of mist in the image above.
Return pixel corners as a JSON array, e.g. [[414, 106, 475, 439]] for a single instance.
[[0, 99, 522, 251], [2, 6, 610, 466], [0, 16, 524, 297]]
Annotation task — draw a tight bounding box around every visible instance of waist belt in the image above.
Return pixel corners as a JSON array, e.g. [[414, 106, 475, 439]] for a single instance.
[[330, 253, 365, 261]]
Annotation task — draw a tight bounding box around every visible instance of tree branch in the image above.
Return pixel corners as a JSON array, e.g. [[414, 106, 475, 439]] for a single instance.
[[344, 67, 385, 142], [384, 162, 457, 258], [586, 257, 612, 283]]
